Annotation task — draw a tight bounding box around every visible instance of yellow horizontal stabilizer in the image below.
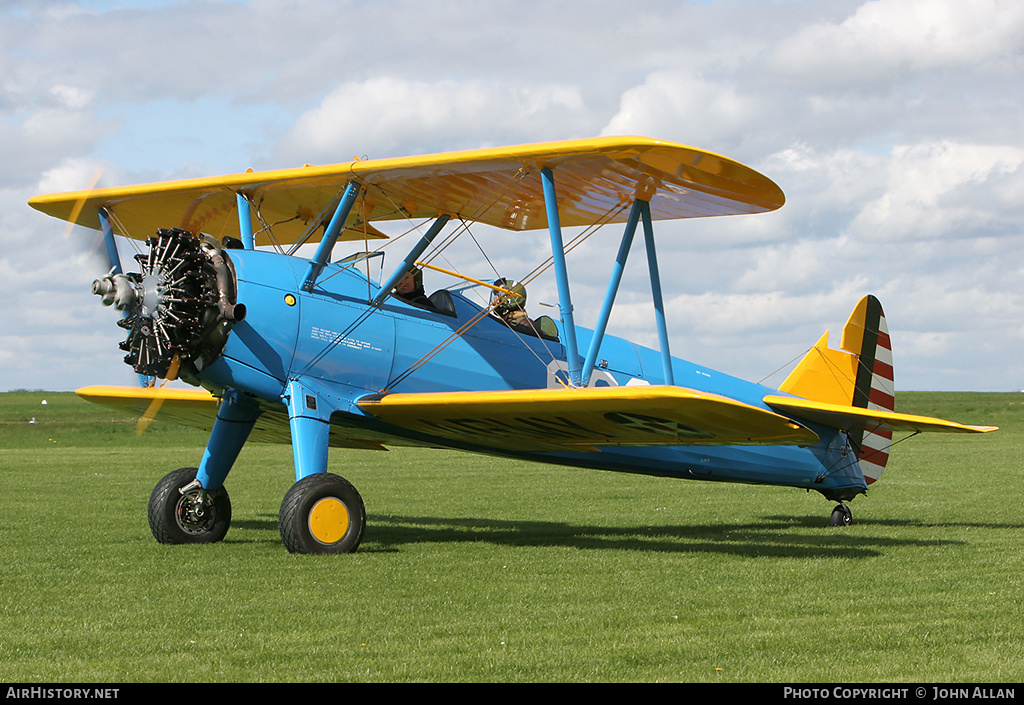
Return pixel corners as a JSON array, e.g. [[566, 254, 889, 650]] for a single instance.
[[30, 136, 784, 245], [358, 385, 819, 453], [763, 395, 998, 434]]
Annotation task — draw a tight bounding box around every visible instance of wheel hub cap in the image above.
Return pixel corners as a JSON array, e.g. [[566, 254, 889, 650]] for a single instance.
[[308, 498, 350, 545]]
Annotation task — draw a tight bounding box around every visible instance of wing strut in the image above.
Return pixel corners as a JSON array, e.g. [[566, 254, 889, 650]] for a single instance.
[[236, 192, 255, 249], [641, 200, 675, 385], [373, 214, 452, 305], [98, 207, 123, 275], [581, 200, 642, 386], [541, 167, 582, 386], [301, 181, 362, 291], [579, 199, 675, 387]]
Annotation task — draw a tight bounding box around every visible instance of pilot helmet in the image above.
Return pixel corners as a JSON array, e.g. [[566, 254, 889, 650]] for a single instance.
[[492, 278, 527, 313]]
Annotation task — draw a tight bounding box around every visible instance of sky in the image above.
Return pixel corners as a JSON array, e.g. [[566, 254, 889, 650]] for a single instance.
[[2, 0, 1022, 393]]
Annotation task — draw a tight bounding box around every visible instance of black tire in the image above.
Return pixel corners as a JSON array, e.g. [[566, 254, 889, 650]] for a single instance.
[[830, 503, 853, 527], [148, 467, 231, 544], [279, 473, 365, 554]]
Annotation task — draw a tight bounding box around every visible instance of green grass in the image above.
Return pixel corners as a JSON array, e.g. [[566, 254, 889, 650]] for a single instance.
[[1, 391, 1022, 682]]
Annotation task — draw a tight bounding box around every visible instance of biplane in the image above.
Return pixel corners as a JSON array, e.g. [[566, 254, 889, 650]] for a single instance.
[[29, 136, 996, 554]]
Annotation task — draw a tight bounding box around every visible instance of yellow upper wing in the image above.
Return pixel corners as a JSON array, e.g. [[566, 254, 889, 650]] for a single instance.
[[29, 136, 784, 245]]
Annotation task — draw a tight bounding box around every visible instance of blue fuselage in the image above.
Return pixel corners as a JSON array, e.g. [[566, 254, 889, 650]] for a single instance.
[[200, 249, 867, 499]]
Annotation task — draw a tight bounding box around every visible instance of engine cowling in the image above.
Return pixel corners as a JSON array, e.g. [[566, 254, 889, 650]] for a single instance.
[[92, 228, 245, 384]]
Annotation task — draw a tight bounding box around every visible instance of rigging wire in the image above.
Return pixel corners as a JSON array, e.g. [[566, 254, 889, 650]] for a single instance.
[[254, 165, 628, 396], [380, 197, 635, 392], [289, 169, 533, 386], [757, 349, 810, 386], [815, 429, 919, 483]]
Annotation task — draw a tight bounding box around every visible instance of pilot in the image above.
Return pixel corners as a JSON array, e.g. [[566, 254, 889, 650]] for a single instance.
[[491, 278, 558, 341], [393, 267, 436, 310]]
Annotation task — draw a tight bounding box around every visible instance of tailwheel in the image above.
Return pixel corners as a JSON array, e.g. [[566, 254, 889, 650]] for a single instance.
[[279, 473, 366, 554], [830, 502, 853, 527], [148, 467, 231, 544]]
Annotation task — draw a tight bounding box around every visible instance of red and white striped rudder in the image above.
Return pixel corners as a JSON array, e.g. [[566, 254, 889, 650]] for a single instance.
[[841, 295, 894, 484]]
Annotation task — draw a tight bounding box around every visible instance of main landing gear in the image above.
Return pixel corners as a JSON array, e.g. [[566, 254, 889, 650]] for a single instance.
[[146, 468, 366, 554], [145, 379, 371, 554]]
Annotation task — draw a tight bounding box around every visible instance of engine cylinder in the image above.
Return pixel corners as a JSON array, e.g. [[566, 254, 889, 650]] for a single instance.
[[94, 228, 241, 383]]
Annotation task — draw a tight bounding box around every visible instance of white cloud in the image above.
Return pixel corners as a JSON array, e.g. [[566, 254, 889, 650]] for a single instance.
[[0, 175, 130, 391], [0, 105, 108, 187], [602, 71, 758, 150], [849, 141, 1024, 241], [275, 77, 589, 163], [35, 156, 107, 195], [771, 0, 1024, 81], [48, 83, 94, 110]]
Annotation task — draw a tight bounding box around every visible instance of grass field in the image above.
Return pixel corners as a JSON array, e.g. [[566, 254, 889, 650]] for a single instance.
[[1, 390, 1022, 683]]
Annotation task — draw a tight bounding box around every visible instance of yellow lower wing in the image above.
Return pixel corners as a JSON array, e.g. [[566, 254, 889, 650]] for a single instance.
[[358, 386, 819, 452], [75, 385, 401, 449], [77, 385, 222, 430], [763, 395, 997, 434]]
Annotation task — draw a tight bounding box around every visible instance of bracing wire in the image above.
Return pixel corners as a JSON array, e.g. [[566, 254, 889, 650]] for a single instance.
[[293, 169, 532, 384], [757, 349, 810, 386], [294, 167, 633, 394], [815, 429, 919, 483], [380, 197, 634, 392]]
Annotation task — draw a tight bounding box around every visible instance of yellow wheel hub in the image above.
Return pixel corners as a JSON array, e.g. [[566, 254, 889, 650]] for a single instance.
[[308, 497, 350, 545]]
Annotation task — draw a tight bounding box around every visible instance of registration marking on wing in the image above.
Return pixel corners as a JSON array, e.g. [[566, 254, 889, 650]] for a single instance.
[[359, 386, 818, 452]]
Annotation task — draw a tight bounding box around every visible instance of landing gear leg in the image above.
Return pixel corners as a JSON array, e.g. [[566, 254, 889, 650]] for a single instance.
[[147, 389, 260, 545], [830, 502, 853, 527], [278, 380, 366, 554]]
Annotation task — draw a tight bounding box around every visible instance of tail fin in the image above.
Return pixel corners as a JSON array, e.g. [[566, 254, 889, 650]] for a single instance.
[[841, 296, 894, 483], [778, 295, 894, 483]]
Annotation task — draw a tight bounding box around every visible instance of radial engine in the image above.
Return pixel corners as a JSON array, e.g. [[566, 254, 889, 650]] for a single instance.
[[91, 228, 245, 384]]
